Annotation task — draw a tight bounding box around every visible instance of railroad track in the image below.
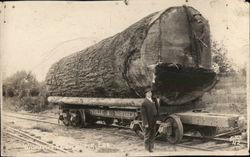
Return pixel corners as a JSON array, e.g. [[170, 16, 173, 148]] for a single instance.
[[11, 112, 58, 119], [4, 113, 131, 130], [3, 126, 71, 154], [100, 129, 247, 151], [176, 137, 234, 151], [94, 126, 247, 151], [4, 112, 248, 152], [4, 113, 60, 126]]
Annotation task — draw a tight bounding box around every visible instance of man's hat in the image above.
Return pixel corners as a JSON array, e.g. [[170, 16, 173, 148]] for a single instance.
[[145, 86, 152, 93]]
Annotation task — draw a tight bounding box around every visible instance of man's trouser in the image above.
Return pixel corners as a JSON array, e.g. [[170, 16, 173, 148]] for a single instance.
[[144, 125, 156, 151]]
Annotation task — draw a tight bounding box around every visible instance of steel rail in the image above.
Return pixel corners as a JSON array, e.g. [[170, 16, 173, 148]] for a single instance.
[[5, 131, 57, 153], [183, 135, 247, 145], [7, 112, 58, 119], [4, 114, 59, 126], [6, 127, 70, 153], [4, 112, 247, 152]]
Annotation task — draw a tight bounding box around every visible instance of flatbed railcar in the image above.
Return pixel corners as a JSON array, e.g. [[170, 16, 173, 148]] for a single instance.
[[48, 96, 244, 144]]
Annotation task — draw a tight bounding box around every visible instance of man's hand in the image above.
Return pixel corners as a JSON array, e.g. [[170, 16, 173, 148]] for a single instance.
[[145, 124, 149, 128]]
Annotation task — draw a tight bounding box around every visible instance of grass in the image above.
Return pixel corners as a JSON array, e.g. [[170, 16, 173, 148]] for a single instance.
[[2, 97, 24, 111], [201, 73, 247, 117]]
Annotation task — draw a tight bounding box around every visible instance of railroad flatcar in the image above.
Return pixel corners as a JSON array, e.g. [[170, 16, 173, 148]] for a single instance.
[[46, 5, 244, 144]]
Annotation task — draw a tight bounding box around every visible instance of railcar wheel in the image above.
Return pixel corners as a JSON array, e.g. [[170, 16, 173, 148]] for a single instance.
[[79, 110, 87, 128], [164, 115, 183, 144], [71, 111, 82, 127], [69, 110, 87, 128], [198, 126, 217, 137], [135, 128, 144, 139], [134, 117, 144, 139], [61, 111, 70, 126], [62, 116, 70, 126]]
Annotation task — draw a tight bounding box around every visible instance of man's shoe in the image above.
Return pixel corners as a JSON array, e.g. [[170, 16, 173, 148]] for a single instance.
[[149, 149, 153, 152]]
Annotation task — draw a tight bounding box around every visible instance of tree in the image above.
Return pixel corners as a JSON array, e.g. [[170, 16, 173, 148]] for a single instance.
[[3, 70, 40, 97], [211, 41, 236, 75]]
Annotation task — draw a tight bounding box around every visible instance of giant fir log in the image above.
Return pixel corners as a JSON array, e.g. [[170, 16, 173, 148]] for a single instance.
[[46, 6, 217, 105]]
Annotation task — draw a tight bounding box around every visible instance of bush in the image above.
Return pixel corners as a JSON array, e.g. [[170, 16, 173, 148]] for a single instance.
[[3, 70, 49, 112], [20, 96, 49, 113], [3, 97, 24, 111]]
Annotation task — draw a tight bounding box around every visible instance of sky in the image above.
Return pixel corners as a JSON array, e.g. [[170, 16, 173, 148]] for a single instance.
[[1, 0, 249, 81]]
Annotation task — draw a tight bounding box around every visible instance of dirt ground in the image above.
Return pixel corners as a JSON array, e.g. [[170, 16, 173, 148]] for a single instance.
[[1, 109, 183, 155], [2, 108, 249, 156]]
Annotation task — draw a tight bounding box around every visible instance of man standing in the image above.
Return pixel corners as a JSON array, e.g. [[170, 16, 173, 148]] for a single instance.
[[141, 90, 158, 152]]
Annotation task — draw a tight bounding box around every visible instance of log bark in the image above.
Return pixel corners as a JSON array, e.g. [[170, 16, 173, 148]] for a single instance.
[[46, 6, 216, 105], [48, 96, 144, 107]]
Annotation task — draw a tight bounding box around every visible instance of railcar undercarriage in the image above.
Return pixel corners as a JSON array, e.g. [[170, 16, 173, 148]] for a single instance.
[[55, 101, 244, 144]]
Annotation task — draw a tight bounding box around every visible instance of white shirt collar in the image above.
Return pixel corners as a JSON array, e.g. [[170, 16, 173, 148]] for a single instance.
[[146, 97, 153, 102]]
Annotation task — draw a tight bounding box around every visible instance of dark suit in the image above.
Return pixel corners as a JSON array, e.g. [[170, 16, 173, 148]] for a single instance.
[[141, 98, 159, 151]]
